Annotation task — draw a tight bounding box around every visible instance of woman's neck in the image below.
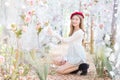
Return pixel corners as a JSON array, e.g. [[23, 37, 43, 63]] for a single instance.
[[74, 27, 80, 32]]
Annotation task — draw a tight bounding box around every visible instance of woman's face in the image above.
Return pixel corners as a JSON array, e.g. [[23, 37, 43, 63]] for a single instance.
[[71, 15, 81, 27]]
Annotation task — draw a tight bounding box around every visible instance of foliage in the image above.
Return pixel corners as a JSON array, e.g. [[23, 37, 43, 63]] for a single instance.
[[93, 46, 112, 78], [24, 50, 50, 80], [0, 43, 51, 80], [0, 45, 30, 80], [11, 23, 23, 38]]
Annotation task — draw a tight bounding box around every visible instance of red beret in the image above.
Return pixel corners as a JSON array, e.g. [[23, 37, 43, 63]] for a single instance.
[[70, 12, 84, 19]]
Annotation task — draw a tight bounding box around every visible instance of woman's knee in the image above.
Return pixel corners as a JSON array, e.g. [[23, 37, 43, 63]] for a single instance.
[[52, 57, 65, 66], [52, 60, 60, 66], [53, 60, 61, 66]]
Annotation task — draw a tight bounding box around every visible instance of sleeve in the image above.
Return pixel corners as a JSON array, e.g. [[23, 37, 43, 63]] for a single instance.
[[52, 30, 83, 43]]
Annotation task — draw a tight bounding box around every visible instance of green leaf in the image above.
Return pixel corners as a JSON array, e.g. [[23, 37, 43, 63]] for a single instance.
[[44, 64, 49, 80], [22, 65, 30, 76], [20, 14, 25, 20], [36, 71, 44, 80], [37, 28, 43, 35], [15, 29, 22, 38], [24, 50, 49, 80]]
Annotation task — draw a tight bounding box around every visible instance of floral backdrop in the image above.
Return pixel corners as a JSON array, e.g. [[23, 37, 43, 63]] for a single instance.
[[0, 0, 120, 80]]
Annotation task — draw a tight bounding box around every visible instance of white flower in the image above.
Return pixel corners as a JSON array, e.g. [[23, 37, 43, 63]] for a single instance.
[[109, 53, 115, 62], [115, 53, 120, 69], [115, 62, 120, 69], [105, 52, 111, 57], [110, 71, 115, 78], [105, 34, 110, 41], [105, 47, 112, 57], [5, 2, 10, 7], [21, 5, 26, 10], [114, 43, 119, 51]]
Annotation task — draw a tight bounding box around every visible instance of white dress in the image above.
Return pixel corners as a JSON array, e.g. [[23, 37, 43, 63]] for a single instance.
[[53, 29, 86, 66]]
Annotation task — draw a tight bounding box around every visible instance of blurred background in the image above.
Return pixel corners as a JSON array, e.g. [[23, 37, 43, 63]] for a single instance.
[[0, 0, 120, 80]]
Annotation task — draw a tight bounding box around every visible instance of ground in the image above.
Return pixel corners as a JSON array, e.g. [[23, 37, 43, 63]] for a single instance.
[[0, 44, 111, 80], [47, 44, 111, 80]]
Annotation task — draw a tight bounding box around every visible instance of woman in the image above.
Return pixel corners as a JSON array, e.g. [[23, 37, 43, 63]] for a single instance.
[[48, 11, 86, 74]]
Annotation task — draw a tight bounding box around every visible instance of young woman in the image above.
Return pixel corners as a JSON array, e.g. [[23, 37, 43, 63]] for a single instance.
[[48, 11, 86, 74]]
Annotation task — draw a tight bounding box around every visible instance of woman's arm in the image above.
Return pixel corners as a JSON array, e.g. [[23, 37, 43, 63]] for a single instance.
[[53, 30, 83, 43]]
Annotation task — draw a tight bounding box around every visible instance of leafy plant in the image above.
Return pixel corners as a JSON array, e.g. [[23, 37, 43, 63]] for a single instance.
[[11, 23, 23, 38], [0, 45, 30, 80], [24, 50, 50, 80], [93, 46, 112, 78]]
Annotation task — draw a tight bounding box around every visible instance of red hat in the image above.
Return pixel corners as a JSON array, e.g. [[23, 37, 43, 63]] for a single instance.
[[70, 11, 84, 19]]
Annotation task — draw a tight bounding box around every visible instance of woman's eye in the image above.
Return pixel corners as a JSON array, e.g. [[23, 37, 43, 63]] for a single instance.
[[72, 18, 75, 20]]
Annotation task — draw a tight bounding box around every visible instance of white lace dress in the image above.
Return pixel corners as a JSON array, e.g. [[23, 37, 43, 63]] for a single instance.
[[53, 29, 86, 66]]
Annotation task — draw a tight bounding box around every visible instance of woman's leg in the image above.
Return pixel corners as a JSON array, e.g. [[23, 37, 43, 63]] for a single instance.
[[52, 56, 66, 66], [56, 62, 78, 74]]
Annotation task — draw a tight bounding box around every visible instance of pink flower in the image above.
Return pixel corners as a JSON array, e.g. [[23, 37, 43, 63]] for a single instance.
[[24, 15, 31, 23], [19, 67, 24, 75], [91, 21, 95, 26], [10, 66, 14, 74], [88, 3, 93, 6], [27, 0, 34, 6], [0, 55, 5, 64], [99, 24, 104, 29], [85, 13, 90, 17], [36, 23, 41, 30], [104, 10, 110, 13], [84, 4, 87, 7], [22, 26, 27, 32], [28, 11, 32, 16], [19, 76, 26, 80], [27, 10, 35, 16]]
